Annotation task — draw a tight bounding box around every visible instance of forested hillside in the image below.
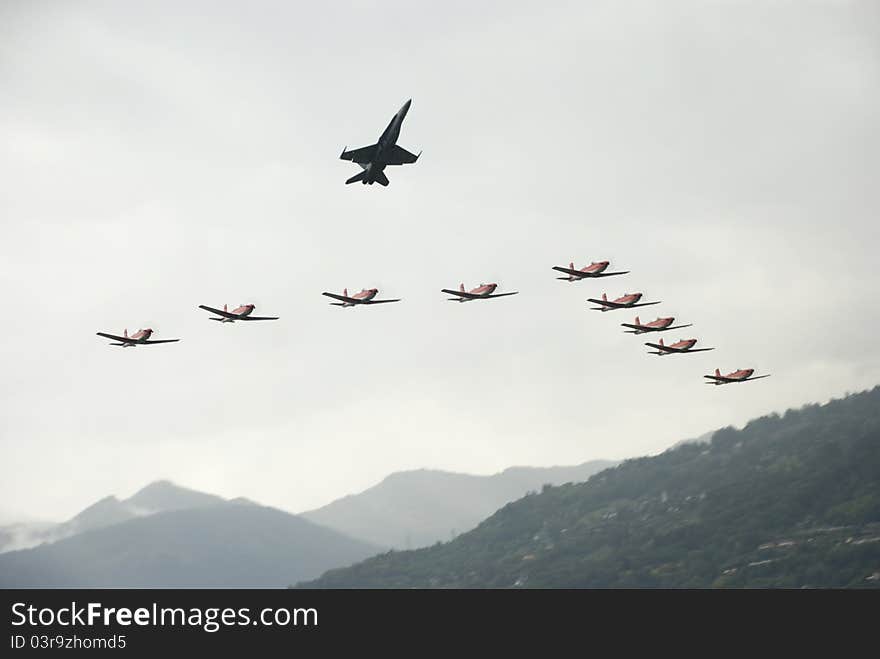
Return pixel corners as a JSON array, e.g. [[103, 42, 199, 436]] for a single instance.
[[301, 387, 880, 588]]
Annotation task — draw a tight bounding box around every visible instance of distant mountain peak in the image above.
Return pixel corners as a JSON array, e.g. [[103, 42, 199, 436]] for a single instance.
[[302, 459, 617, 550], [1, 481, 230, 556], [125, 481, 224, 514], [132, 479, 177, 492], [127, 480, 190, 501], [0, 500, 380, 587]]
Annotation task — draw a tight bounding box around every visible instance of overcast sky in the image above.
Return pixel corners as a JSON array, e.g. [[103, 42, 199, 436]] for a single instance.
[[2, 0, 878, 522]]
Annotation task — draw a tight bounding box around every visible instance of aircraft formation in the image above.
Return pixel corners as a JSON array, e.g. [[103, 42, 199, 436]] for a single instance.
[[557, 259, 769, 384], [95, 99, 769, 386]]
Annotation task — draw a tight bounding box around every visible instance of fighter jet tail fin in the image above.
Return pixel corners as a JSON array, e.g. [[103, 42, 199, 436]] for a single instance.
[[346, 171, 367, 185]]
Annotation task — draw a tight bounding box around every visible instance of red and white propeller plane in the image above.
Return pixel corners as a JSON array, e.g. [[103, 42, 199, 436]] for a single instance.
[[198, 303, 279, 322], [621, 315, 692, 334], [645, 338, 715, 356], [322, 288, 401, 307], [552, 260, 629, 281], [96, 328, 180, 347], [704, 368, 771, 385], [442, 282, 519, 302], [588, 292, 661, 312]]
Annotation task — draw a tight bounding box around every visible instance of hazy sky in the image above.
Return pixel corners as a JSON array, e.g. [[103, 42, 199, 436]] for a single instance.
[[2, 0, 878, 522]]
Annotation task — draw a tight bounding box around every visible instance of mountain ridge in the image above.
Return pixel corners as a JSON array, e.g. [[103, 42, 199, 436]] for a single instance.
[[0, 480, 227, 553], [0, 500, 379, 587], [300, 386, 880, 588], [300, 460, 617, 549]]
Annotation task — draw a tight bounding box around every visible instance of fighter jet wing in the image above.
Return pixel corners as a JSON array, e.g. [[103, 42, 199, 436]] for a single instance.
[[385, 145, 420, 165], [240, 316, 279, 321], [621, 323, 647, 331], [340, 145, 377, 164], [142, 339, 181, 344], [361, 299, 400, 305], [96, 332, 129, 342], [630, 301, 662, 308], [198, 305, 238, 319], [485, 292, 519, 298], [322, 292, 360, 304]]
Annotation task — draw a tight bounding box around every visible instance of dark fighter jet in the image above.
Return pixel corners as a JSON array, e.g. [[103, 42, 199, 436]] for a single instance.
[[340, 99, 420, 186]]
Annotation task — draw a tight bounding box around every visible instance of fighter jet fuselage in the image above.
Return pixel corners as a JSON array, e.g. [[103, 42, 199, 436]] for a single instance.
[[361, 162, 384, 186], [377, 101, 407, 152]]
